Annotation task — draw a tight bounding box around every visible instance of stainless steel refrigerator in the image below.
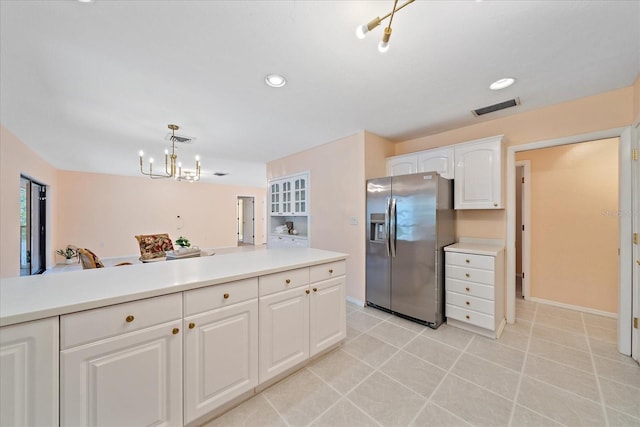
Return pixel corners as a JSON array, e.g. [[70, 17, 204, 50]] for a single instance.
[[366, 172, 455, 327]]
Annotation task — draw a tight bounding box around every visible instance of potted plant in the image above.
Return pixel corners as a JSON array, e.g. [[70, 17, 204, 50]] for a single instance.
[[56, 247, 77, 264], [175, 236, 191, 248]]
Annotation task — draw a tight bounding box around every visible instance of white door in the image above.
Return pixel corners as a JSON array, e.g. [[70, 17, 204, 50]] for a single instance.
[[183, 299, 258, 424], [237, 196, 255, 245], [259, 286, 309, 383], [0, 318, 58, 427], [60, 321, 182, 427], [310, 277, 346, 357]]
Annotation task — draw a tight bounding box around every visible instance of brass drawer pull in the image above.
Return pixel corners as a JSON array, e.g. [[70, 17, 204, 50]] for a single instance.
[[125, 315, 134, 323], [465, 287, 470, 291], [465, 315, 470, 319], [313, 287, 318, 292], [223, 293, 230, 299], [305, 289, 310, 294], [329, 269, 334, 273], [465, 259, 470, 263], [188, 322, 195, 329], [172, 328, 180, 335], [285, 279, 291, 284], [465, 273, 470, 278], [466, 301, 470, 305]]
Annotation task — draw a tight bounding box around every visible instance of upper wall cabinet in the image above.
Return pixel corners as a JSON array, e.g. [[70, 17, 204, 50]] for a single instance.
[[386, 154, 417, 176], [270, 173, 308, 216], [417, 147, 454, 179], [454, 135, 505, 209]]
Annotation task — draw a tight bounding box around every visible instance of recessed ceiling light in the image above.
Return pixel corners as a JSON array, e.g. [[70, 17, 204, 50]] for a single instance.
[[265, 74, 286, 88], [77, 0, 94, 3], [490, 78, 516, 90]]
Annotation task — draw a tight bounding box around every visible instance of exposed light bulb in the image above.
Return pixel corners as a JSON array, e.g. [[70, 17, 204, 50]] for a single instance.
[[139, 150, 144, 157], [356, 24, 368, 39], [164, 149, 169, 155], [378, 26, 392, 53], [149, 158, 154, 164]]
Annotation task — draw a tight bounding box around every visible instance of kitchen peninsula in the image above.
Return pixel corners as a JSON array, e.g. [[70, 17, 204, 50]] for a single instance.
[[0, 247, 348, 426]]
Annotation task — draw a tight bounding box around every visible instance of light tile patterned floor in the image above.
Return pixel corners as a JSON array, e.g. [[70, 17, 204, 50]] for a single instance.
[[203, 300, 640, 427]]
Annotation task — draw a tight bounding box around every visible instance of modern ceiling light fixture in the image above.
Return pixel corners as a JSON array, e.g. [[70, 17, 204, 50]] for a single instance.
[[356, 0, 415, 53], [489, 77, 516, 90], [139, 124, 201, 182], [265, 74, 286, 88]]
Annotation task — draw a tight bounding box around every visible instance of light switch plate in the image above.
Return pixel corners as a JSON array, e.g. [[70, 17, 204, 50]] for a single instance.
[[349, 216, 358, 225]]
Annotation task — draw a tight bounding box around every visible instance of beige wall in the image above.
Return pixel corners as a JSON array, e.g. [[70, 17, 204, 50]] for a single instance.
[[634, 74, 640, 124], [267, 132, 367, 303], [395, 86, 634, 241], [1, 126, 59, 278], [0, 127, 266, 278], [364, 131, 395, 180], [516, 138, 619, 313], [56, 171, 266, 259]]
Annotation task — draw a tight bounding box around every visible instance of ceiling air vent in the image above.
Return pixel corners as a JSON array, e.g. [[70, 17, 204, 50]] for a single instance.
[[472, 97, 520, 117], [213, 172, 228, 177]]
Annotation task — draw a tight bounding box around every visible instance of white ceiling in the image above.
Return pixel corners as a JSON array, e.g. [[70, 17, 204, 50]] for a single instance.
[[1, 1, 639, 187]]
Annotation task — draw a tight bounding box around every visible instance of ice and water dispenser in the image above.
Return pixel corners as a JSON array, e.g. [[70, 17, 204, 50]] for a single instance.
[[369, 213, 386, 242]]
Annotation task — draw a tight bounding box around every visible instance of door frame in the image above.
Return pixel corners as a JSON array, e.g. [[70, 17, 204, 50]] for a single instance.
[[515, 160, 531, 300], [506, 126, 633, 356], [632, 121, 639, 362], [237, 196, 255, 245]]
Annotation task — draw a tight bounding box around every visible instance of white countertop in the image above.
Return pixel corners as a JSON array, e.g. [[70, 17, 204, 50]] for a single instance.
[[444, 242, 504, 256], [0, 248, 347, 327]]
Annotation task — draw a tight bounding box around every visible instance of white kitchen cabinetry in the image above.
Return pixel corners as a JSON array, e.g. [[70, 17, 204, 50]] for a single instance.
[[386, 154, 417, 176], [453, 135, 505, 209], [444, 243, 505, 339], [258, 261, 346, 382], [268, 172, 310, 248], [60, 293, 183, 427], [0, 317, 58, 427], [183, 278, 258, 425], [417, 147, 454, 179]]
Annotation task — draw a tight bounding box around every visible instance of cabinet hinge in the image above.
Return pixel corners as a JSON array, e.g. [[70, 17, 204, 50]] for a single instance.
[[634, 317, 638, 329], [521, 177, 525, 184], [633, 149, 639, 161], [634, 233, 638, 245]]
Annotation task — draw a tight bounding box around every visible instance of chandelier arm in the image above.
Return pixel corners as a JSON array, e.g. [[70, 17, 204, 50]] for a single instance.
[[376, 0, 414, 26], [387, 0, 400, 28]]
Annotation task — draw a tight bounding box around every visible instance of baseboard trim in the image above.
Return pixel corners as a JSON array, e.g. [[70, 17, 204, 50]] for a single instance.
[[346, 296, 365, 307], [527, 296, 617, 319]]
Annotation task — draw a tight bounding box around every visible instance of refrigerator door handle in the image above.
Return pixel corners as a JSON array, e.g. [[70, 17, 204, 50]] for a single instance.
[[385, 197, 391, 257], [390, 197, 397, 257]]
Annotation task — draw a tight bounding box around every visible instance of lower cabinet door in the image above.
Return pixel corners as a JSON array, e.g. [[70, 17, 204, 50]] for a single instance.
[[259, 286, 310, 383], [60, 320, 182, 427], [183, 299, 258, 425], [310, 277, 346, 357], [0, 317, 59, 427]]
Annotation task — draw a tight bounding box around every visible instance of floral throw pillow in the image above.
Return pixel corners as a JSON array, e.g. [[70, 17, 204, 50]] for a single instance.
[[135, 234, 174, 260]]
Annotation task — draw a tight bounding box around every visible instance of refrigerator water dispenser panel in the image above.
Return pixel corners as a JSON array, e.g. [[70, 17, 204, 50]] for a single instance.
[[369, 213, 386, 242]]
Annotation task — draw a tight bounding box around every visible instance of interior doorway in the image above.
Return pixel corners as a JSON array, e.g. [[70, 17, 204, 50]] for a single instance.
[[237, 196, 255, 246], [515, 161, 530, 300], [20, 176, 47, 275]]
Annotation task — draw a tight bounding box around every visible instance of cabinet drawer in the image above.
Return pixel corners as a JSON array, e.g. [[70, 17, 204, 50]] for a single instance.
[[184, 278, 258, 316], [259, 267, 309, 296], [446, 278, 494, 300], [446, 291, 494, 316], [61, 293, 182, 350], [446, 265, 494, 285], [446, 304, 494, 330], [446, 252, 494, 270], [310, 260, 346, 283]]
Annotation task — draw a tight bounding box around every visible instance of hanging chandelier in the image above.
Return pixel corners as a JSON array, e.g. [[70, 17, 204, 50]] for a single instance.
[[139, 124, 201, 182], [355, 0, 415, 53]]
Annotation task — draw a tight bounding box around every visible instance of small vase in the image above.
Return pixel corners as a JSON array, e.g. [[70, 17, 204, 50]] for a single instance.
[[65, 258, 74, 265]]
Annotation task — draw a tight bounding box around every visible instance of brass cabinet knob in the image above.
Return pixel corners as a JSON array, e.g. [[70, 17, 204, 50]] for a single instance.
[[329, 269, 334, 274], [465, 315, 470, 319], [313, 287, 318, 292], [465, 273, 470, 278], [125, 315, 134, 323], [305, 289, 310, 294], [465, 259, 470, 263], [466, 301, 470, 305], [223, 293, 230, 299], [172, 328, 180, 335], [285, 279, 291, 284], [188, 322, 195, 329], [493, 203, 498, 207], [465, 287, 470, 291]]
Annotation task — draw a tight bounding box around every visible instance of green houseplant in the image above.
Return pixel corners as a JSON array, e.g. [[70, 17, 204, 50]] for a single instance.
[[175, 236, 191, 248], [56, 247, 77, 264]]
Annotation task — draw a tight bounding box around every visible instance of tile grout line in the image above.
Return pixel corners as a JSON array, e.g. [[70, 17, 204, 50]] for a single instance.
[[405, 334, 477, 427], [507, 298, 538, 427], [582, 311, 610, 427]]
